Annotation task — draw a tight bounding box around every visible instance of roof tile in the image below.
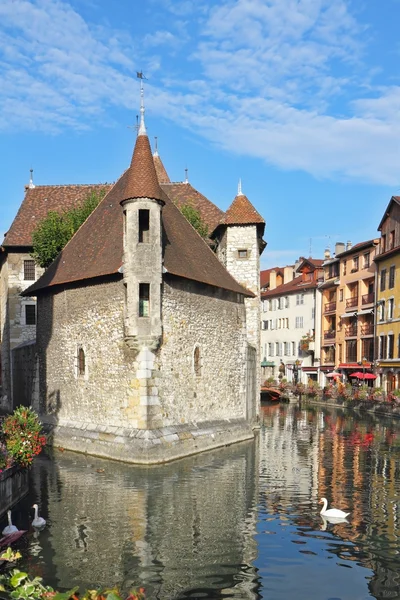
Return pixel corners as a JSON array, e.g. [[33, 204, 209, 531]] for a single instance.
[[3, 184, 112, 247], [122, 134, 163, 202], [224, 193, 265, 225]]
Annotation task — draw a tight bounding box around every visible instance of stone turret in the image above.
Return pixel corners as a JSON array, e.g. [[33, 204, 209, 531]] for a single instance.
[[120, 93, 164, 351], [215, 181, 265, 351]]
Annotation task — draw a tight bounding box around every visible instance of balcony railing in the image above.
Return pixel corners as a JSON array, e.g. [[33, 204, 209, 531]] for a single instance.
[[324, 301, 336, 313], [346, 297, 358, 309], [324, 330, 336, 339], [345, 326, 357, 337], [360, 323, 374, 335], [362, 292, 374, 305]]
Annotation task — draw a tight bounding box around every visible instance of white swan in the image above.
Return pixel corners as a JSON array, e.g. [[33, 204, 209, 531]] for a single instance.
[[319, 497, 350, 518], [2, 510, 19, 535], [32, 504, 46, 528]]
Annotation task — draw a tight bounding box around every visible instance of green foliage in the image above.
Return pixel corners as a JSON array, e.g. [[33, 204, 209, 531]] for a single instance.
[[1, 406, 46, 467], [180, 204, 208, 238], [31, 190, 106, 268]]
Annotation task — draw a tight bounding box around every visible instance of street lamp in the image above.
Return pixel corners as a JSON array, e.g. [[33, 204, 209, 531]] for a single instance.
[[362, 356, 368, 381]]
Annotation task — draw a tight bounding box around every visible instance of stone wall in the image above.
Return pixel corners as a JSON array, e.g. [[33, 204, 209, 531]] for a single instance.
[[36, 275, 255, 463], [159, 275, 248, 425], [12, 340, 39, 409], [0, 465, 29, 517], [0, 250, 44, 410], [37, 278, 133, 427]]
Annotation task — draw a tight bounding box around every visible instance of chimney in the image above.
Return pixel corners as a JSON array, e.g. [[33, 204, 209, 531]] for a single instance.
[[346, 240, 352, 251], [269, 270, 277, 290], [335, 242, 345, 256], [283, 266, 293, 284], [324, 247, 331, 260]]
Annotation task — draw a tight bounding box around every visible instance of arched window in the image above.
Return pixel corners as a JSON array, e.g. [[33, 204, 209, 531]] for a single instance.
[[78, 347, 86, 376], [194, 345, 201, 377]]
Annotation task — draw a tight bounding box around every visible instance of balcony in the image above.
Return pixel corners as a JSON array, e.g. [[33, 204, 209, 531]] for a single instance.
[[324, 330, 336, 340], [323, 354, 335, 364], [346, 297, 358, 309], [324, 301, 336, 313], [362, 293, 374, 305], [345, 325, 357, 337], [360, 323, 374, 336]]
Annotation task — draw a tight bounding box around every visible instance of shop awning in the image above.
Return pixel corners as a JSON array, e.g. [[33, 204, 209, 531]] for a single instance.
[[261, 360, 275, 367], [341, 312, 357, 318], [357, 309, 374, 316]]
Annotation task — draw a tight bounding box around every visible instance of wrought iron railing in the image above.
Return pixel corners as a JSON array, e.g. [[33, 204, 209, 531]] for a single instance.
[[346, 297, 358, 309], [324, 330, 336, 339], [362, 293, 374, 305], [324, 301, 336, 313]]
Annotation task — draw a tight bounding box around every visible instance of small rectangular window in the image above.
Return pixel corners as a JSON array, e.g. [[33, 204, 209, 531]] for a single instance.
[[139, 283, 150, 317], [363, 253, 370, 268], [25, 304, 36, 325], [24, 260, 35, 281], [238, 249, 248, 258], [138, 209, 150, 243]]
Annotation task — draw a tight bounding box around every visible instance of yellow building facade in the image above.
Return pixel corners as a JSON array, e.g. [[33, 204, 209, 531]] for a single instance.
[[375, 196, 400, 392]]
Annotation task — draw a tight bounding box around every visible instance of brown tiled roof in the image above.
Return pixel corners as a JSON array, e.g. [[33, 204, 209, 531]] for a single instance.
[[2, 184, 112, 247], [160, 182, 224, 233], [122, 134, 163, 202], [260, 267, 281, 288], [223, 194, 265, 225], [261, 275, 317, 299], [25, 139, 253, 299], [153, 153, 170, 183]]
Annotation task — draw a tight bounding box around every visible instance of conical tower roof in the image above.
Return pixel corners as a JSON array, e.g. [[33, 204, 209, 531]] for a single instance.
[[121, 134, 164, 203], [153, 151, 171, 184], [224, 187, 265, 225]]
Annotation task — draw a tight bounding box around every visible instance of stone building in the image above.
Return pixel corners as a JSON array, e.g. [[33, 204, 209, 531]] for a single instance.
[[0, 180, 111, 407], [18, 104, 265, 463]]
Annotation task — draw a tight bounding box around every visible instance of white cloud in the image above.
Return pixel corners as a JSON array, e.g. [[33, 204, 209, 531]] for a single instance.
[[0, 0, 399, 185]]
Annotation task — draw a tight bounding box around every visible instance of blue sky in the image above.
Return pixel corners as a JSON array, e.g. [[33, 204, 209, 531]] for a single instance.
[[1, 0, 399, 268]]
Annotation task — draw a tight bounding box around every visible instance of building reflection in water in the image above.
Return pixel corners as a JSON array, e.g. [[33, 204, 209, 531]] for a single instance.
[[26, 439, 261, 599], [259, 403, 400, 600]]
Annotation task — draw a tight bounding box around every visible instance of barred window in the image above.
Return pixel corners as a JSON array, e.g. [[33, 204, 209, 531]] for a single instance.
[[25, 304, 36, 325], [194, 346, 202, 376], [78, 347, 86, 376], [139, 283, 150, 317], [24, 260, 35, 281]]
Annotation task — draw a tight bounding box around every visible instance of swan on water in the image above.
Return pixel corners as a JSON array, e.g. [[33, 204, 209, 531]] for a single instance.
[[32, 504, 46, 528], [319, 497, 350, 518], [2, 510, 19, 535]]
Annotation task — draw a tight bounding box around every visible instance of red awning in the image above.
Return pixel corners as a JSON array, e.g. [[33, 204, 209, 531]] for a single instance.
[[349, 372, 377, 380]]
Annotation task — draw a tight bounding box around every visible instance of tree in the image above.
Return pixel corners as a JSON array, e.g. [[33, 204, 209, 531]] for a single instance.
[[31, 190, 106, 268], [180, 204, 208, 238]]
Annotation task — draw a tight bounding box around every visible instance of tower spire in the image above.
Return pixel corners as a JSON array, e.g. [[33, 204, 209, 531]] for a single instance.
[[237, 178, 243, 196], [29, 168, 35, 189], [136, 71, 147, 136], [154, 136, 158, 156]]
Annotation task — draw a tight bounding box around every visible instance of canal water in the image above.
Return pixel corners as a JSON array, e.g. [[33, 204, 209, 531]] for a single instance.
[[4, 403, 400, 600]]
